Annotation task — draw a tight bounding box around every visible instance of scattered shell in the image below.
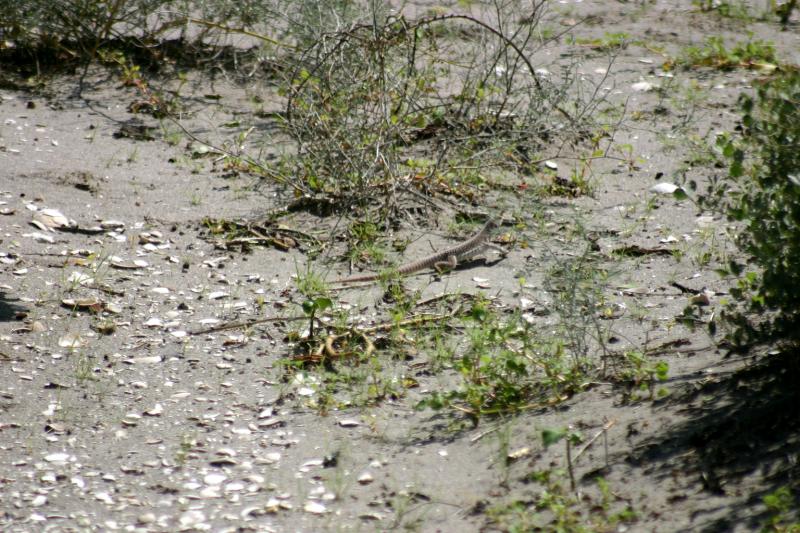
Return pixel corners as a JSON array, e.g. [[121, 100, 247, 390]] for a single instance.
[[151, 287, 170, 295], [473, 276, 491, 288], [67, 271, 94, 286], [338, 419, 360, 427], [357, 472, 374, 485], [100, 220, 126, 230], [304, 501, 327, 514], [25, 232, 55, 244], [224, 482, 244, 492], [144, 403, 163, 416], [94, 492, 114, 504], [137, 513, 156, 525], [128, 356, 162, 365], [262, 452, 281, 463], [631, 81, 655, 92], [178, 510, 206, 527], [216, 447, 237, 457], [622, 287, 649, 295], [649, 182, 680, 195], [265, 497, 287, 513], [61, 297, 103, 311], [204, 473, 226, 486], [544, 160, 558, 170], [45, 452, 72, 463], [301, 459, 324, 469], [35, 208, 71, 230], [208, 291, 229, 300], [58, 333, 87, 349], [110, 259, 145, 270]]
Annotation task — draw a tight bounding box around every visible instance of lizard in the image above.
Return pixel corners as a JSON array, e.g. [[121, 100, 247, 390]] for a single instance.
[[332, 218, 504, 284]]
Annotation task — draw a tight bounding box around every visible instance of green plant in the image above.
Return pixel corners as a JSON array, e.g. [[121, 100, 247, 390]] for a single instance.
[[174, 434, 196, 466], [416, 301, 586, 423], [544, 241, 612, 370], [573, 32, 632, 51], [487, 469, 637, 532], [694, 0, 757, 20], [73, 350, 95, 382], [774, 0, 798, 26], [762, 486, 800, 532], [301, 296, 332, 340], [705, 69, 800, 347], [616, 351, 669, 402], [675, 34, 777, 70]]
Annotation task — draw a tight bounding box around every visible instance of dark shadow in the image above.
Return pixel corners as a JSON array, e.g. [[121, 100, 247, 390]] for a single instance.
[[0, 291, 28, 321], [625, 350, 800, 532]]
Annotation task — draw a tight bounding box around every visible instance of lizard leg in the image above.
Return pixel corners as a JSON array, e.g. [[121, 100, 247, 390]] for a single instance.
[[486, 242, 508, 256], [434, 254, 459, 273]]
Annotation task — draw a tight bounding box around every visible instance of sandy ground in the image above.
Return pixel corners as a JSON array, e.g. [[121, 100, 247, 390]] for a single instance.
[[1, 1, 799, 532]]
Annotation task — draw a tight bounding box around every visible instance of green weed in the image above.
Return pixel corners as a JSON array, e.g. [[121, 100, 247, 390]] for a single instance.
[[762, 486, 800, 532], [674, 34, 777, 70], [416, 301, 586, 423], [487, 470, 637, 532], [573, 32, 632, 51]]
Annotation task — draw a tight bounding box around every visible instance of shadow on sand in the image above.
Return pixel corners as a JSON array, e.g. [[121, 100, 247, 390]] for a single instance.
[[0, 291, 27, 322], [626, 351, 800, 532]]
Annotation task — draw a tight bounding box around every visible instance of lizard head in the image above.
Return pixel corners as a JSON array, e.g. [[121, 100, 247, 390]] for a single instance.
[[483, 218, 500, 232]]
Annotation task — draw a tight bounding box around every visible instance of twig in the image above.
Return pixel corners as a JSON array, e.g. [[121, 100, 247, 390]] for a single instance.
[[188, 315, 308, 336], [573, 418, 616, 463]]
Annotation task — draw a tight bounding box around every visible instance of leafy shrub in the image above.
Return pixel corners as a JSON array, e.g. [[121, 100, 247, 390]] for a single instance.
[[0, 0, 282, 66], [709, 69, 800, 347]]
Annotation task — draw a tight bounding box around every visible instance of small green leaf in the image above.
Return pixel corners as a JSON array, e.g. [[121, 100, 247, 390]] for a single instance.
[[541, 427, 567, 448], [567, 431, 584, 445], [655, 361, 669, 381], [722, 142, 735, 158], [730, 160, 743, 177], [314, 297, 333, 312], [672, 187, 689, 201], [470, 304, 488, 322]]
